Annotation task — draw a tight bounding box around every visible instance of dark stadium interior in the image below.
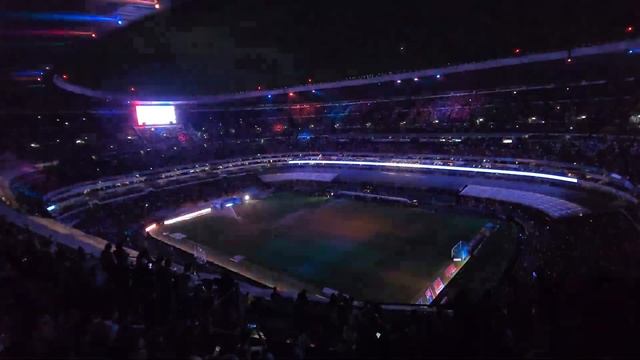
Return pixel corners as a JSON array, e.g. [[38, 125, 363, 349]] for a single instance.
[[2, 1, 640, 359]]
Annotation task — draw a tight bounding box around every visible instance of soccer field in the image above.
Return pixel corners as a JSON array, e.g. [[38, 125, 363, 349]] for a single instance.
[[161, 192, 493, 302]]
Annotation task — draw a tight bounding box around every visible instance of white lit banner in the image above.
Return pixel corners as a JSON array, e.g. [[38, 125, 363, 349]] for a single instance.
[[136, 105, 177, 126]]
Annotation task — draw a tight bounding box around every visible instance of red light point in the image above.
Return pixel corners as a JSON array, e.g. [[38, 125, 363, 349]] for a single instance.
[[626, 25, 634, 33]]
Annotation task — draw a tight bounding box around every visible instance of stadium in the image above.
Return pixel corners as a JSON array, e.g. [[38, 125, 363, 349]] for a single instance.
[[1, 1, 640, 358]]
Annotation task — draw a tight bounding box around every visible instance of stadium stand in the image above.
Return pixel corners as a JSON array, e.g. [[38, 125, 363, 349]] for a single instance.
[[2, 34, 640, 359]]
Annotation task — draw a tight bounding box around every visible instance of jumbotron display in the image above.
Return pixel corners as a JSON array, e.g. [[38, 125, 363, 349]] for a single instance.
[[135, 105, 177, 126]]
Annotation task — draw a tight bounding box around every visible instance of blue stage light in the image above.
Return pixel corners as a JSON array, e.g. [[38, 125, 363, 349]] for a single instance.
[[13, 70, 44, 77], [1, 12, 122, 24]]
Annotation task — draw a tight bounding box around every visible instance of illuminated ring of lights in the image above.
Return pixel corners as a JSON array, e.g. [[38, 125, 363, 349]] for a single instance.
[[288, 160, 578, 183]]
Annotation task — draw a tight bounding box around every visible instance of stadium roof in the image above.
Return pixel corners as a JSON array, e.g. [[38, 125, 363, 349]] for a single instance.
[[0, 0, 178, 108], [54, 38, 640, 105], [460, 185, 588, 218], [52, 1, 638, 96], [0, 1, 168, 74]]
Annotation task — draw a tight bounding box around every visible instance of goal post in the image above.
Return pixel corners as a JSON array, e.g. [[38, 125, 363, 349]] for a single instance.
[[451, 241, 471, 262]]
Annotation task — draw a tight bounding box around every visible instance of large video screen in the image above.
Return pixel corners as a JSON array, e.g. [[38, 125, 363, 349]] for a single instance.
[[136, 105, 177, 126]]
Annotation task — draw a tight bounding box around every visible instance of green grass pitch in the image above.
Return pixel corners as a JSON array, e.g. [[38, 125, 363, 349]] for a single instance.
[[164, 192, 492, 302]]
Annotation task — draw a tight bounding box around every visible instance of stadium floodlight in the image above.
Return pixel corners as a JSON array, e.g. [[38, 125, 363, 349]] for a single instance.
[[163, 208, 211, 225], [46, 204, 56, 212], [288, 159, 578, 183]]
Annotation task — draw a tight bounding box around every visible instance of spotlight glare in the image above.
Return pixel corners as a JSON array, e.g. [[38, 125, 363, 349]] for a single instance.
[[164, 208, 211, 225]]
